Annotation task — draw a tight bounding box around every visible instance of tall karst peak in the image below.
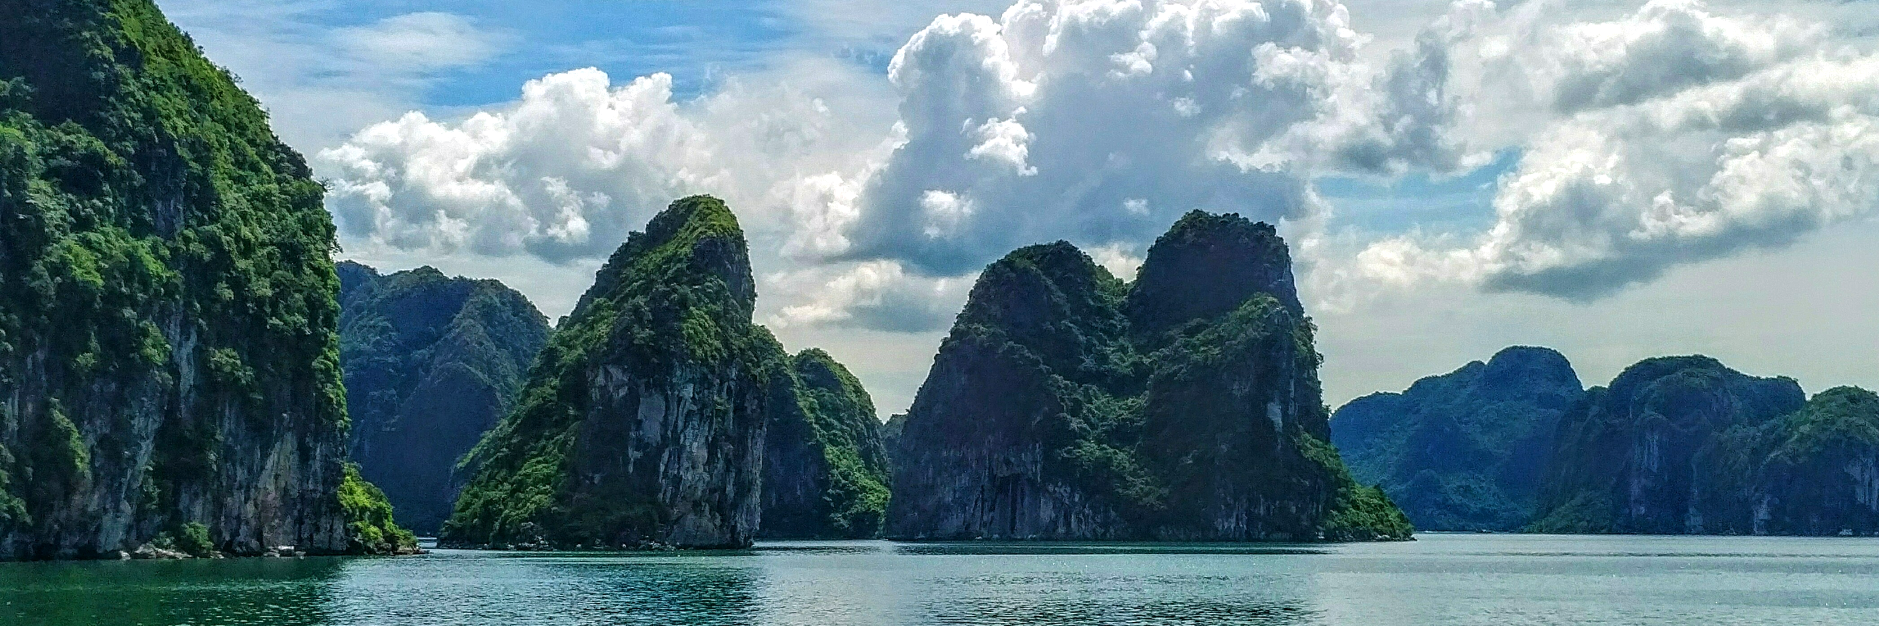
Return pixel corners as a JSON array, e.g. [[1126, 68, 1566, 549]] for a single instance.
[[888, 211, 1409, 543], [1127, 211, 1302, 343]]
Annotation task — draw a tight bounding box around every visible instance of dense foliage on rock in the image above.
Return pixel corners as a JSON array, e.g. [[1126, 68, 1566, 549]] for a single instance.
[[1693, 386, 1879, 535], [887, 211, 1410, 542], [760, 349, 892, 538], [1529, 356, 1805, 534], [0, 0, 403, 558], [443, 196, 788, 549], [337, 262, 549, 534], [1332, 347, 1583, 531]]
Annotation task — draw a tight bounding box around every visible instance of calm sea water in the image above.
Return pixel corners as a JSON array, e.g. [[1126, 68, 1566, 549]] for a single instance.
[[3, 533, 1878, 625]]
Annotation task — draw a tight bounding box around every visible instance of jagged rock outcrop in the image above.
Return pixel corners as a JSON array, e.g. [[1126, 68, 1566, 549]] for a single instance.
[[1529, 356, 1805, 534], [337, 263, 549, 534], [759, 349, 891, 538], [0, 0, 406, 559], [442, 196, 785, 549], [1696, 386, 1879, 535], [887, 211, 1410, 542], [1332, 347, 1584, 531]]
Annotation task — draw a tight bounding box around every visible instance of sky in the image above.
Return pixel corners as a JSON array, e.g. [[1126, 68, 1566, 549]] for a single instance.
[[164, 0, 1879, 417]]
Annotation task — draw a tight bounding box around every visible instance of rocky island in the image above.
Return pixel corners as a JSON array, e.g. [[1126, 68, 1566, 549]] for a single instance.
[[442, 196, 891, 548], [0, 0, 409, 559], [1332, 347, 1584, 531], [886, 211, 1411, 542], [337, 263, 550, 534]]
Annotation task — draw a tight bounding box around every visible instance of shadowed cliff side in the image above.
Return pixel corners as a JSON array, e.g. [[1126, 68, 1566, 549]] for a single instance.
[[760, 349, 892, 538], [1332, 347, 1584, 531], [442, 196, 782, 549], [887, 211, 1410, 542], [0, 0, 407, 558], [337, 263, 549, 534]]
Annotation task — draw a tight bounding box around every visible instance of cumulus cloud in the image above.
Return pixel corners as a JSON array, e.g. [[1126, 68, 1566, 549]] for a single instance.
[[1356, 0, 1879, 299], [319, 64, 882, 263], [320, 0, 1464, 330], [822, 0, 1465, 275], [764, 261, 973, 332]]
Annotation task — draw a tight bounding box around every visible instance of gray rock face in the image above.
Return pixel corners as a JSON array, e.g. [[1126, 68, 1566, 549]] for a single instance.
[[0, 0, 358, 559], [442, 196, 779, 549], [887, 212, 1410, 542]]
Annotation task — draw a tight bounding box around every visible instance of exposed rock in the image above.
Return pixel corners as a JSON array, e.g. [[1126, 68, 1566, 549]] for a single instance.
[[1332, 347, 1584, 531], [337, 262, 549, 534], [1530, 356, 1804, 534], [887, 211, 1410, 542], [760, 350, 892, 538], [1696, 386, 1879, 535], [442, 196, 784, 549], [0, 0, 403, 558]]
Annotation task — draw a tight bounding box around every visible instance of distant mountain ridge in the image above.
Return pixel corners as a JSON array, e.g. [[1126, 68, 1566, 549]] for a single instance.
[[337, 262, 550, 534], [1337, 350, 1879, 536], [1332, 347, 1583, 531]]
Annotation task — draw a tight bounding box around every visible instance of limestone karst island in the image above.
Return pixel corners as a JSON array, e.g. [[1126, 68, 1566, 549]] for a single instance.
[[4, 0, 1879, 624]]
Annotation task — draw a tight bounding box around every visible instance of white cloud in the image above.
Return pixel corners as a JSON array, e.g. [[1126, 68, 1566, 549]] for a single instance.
[[1354, 0, 1879, 299], [824, 0, 1463, 275], [163, 2, 512, 150], [319, 63, 885, 263], [332, 12, 510, 73], [765, 261, 974, 332], [321, 0, 1462, 331]]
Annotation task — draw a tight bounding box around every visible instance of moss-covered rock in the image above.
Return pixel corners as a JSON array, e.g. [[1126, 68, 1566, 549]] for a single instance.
[[1331, 347, 1584, 531], [1529, 356, 1804, 534], [442, 196, 784, 549], [760, 349, 892, 538], [887, 211, 1410, 542], [338, 263, 549, 534], [0, 0, 401, 558], [338, 463, 417, 555]]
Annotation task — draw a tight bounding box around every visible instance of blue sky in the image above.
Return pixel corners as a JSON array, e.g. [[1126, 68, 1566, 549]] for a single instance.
[[167, 0, 1879, 415]]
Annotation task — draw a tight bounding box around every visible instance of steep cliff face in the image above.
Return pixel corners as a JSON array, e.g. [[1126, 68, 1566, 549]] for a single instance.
[[759, 349, 892, 538], [1332, 347, 1584, 531], [1530, 356, 1804, 534], [0, 0, 404, 558], [887, 211, 1409, 541], [1697, 386, 1879, 535], [442, 196, 782, 549], [337, 263, 549, 534]]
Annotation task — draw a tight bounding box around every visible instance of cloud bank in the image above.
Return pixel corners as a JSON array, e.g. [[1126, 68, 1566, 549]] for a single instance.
[[1358, 0, 1879, 298], [321, 0, 1463, 330], [319, 0, 1879, 331]]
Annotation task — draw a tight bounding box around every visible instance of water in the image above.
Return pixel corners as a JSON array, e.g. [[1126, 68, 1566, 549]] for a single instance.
[[4, 534, 1879, 625]]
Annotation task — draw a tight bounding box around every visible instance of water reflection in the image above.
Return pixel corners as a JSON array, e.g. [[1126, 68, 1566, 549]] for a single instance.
[[6, 536, 1879, 625], [0, 557, 345, 626]]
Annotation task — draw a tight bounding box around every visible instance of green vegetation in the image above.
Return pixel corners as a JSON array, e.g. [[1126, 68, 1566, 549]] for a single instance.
[[889, 211, 1411, 541], [338, 464, 417, 554], [337, 262, 549, 534], [761, 349, 893, 538], [444, 196, 780, 549], [0, 0, 408, 557], [1330, 347, 1583, 531], [1697, 386, 1879, 535]]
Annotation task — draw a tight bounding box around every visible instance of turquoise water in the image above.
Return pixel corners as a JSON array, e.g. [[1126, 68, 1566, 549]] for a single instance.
[[4, 534, 1879, 625]]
